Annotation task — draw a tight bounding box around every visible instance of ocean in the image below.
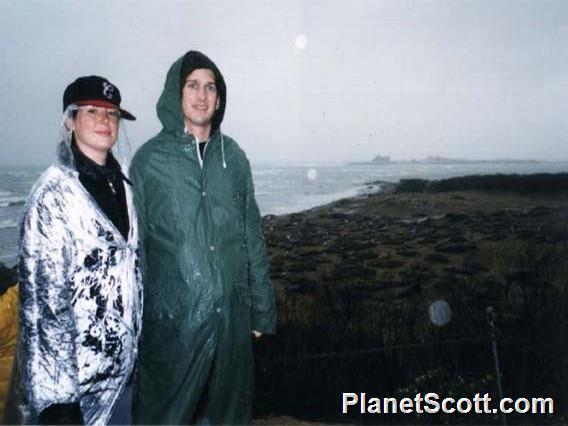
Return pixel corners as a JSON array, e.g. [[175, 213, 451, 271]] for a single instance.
[[2, 160, 568, 266]]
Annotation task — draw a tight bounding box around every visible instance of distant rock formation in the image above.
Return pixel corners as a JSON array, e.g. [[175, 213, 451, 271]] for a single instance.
[[372, 154, 390, 163]]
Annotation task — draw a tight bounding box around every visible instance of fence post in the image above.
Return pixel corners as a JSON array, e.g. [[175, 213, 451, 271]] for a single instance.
[[487, 306, 506, 426]]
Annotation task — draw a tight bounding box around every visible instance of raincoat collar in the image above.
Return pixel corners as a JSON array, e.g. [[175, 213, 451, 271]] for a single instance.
[[56, 141, 131, 184], [55, 140, 79, 177], [71, 142, 131, 185]]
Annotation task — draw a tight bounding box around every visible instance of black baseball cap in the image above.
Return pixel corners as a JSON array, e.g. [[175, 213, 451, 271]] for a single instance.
[[63, 75, 136, 120]]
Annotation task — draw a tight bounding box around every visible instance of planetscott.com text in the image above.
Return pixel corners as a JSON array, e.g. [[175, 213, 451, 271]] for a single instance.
[[342, 392, 553, 416]]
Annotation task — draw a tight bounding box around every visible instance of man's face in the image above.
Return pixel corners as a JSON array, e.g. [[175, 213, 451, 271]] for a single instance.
[[181, 68, 220, 133]]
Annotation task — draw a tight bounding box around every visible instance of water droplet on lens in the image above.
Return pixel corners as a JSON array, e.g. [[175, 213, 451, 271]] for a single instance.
[[295, 34, 308, 49]]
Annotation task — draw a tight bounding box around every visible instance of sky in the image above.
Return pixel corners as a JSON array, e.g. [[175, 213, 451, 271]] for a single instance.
[[1, 0, 567, 166]]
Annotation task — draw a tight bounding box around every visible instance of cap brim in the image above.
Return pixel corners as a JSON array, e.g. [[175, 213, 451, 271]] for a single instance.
[[74, 99, 136, 121], [119, 109, 136, 121]]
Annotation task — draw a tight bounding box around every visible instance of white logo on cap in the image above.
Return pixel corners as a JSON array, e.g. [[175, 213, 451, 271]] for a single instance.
[[102, 82, 115, 99]]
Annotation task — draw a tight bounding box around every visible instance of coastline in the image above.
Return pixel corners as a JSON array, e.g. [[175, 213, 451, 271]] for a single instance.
[[255, 173, 568, 424]]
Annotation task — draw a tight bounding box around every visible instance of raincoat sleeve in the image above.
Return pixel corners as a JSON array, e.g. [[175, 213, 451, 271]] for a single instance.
[[129, 159, 148, 276], [244, 163, 277, 334], [17, 191, 82, 419]]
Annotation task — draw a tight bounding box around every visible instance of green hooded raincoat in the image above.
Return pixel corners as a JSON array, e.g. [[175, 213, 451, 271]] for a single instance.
[[129, 52, 276, 425]]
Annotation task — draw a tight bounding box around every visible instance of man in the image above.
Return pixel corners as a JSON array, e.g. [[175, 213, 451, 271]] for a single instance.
[[130, 50, 276, 425]]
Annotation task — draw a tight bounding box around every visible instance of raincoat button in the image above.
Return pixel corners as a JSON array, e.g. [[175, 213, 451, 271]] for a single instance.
[[168, 313, 173, 319], [216, 307, 221, 313], [210, 245, 215, 251], [202, 191, 206, 196]]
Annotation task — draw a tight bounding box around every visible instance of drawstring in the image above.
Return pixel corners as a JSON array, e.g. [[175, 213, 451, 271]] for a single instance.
[[186, 127, 227, 169], [220, 131, 227, 169]]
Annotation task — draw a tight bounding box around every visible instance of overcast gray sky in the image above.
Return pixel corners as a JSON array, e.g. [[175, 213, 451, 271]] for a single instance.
[[1, 0, 567, 165]]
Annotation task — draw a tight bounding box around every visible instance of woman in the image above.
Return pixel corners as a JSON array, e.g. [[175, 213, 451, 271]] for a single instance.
[[3, 76, 142, 425]]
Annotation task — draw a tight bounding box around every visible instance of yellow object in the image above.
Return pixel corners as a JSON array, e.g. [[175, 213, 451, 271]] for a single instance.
[[0, 284, 18, 421]]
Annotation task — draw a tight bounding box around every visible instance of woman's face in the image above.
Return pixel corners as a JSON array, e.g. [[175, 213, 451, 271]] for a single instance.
[[72, 105, 120, 164]]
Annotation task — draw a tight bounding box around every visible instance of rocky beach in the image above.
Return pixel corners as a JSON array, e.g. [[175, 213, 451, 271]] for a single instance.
[[254, 174, 568, 425]]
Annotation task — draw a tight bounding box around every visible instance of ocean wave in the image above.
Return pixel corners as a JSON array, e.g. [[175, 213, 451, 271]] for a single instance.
[[0, 219, 18, 229], [252, 169, 287, 176], [3, 170, 42, 178], [0, 197, 26, 208], [260, 184, 383, 216]]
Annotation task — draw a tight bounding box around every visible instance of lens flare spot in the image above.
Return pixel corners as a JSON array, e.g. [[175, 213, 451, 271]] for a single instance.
[[295, 34, 308, 49], [429, 300, 452, 327]]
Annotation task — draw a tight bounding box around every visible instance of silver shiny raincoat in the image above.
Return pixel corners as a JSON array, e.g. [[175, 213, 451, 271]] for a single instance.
[[4, 142, 142, 425]]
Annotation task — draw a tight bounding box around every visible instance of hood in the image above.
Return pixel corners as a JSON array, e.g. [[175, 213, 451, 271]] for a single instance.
[[157, 50, 227, 137]]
